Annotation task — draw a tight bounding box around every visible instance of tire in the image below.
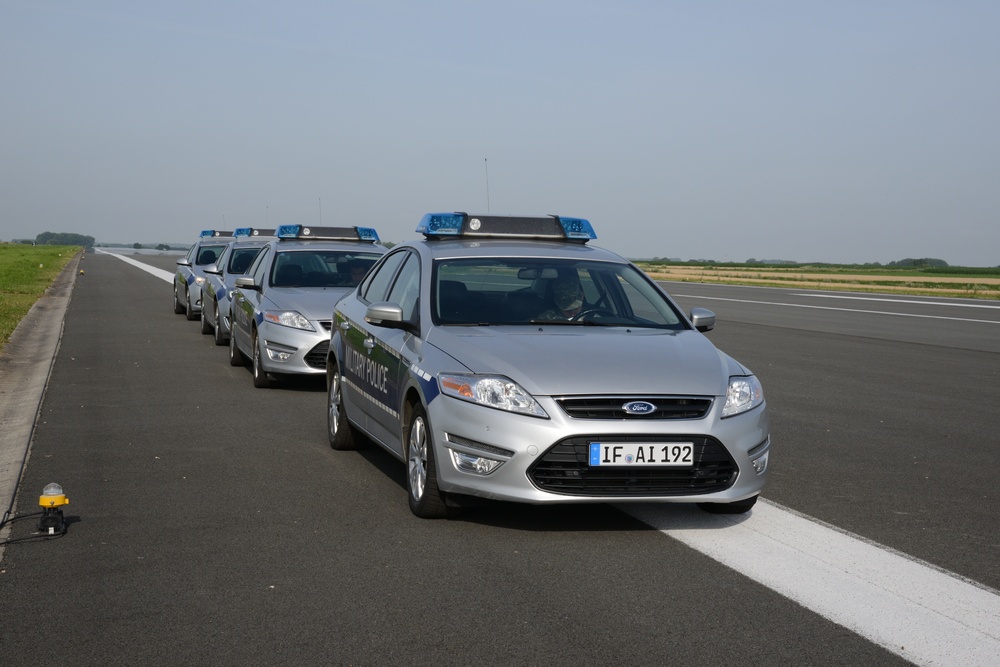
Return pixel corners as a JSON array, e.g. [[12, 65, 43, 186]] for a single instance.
[[213, 304, 227, 346], [698, 494, 759, 515], [406, 403, 449, 519], [185, 288, 198, 321], [173, 287, 185, 314], [200, 301, 212, 334], [251, 329, 271, 388], [228, 325, 244, 366], [327, 365, 359, 450]]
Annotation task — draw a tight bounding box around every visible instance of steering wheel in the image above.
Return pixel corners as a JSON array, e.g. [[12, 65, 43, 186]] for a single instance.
[[570, 307, 616, 322]]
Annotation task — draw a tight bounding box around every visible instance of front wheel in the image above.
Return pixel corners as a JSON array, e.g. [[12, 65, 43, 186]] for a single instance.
[[698, 495, 758, 515], [213, 304, 227, 346], [229, 326, 245, 366], [406, 403, 449, 519], [327, 365, 359, 450], [185, 288, 198, 321], [200, 301, 212, 334], [173, 287, 185, 314], [251, 329, 271, 388]]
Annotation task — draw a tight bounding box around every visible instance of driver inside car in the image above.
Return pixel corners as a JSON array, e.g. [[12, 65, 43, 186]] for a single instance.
[[538, 276, 587, 320]]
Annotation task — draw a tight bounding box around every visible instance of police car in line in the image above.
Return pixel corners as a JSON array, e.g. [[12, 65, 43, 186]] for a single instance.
[[327, 213, 770, 519], [174, 230, 233, 321], [201, 227, 275, 345], [229, 225, 386, 388]]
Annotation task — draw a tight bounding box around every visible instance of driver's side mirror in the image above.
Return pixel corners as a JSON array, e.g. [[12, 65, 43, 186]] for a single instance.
[[234, 276, 260, 292], [689, 307, 716, 332], [365, 302, 417, 333]]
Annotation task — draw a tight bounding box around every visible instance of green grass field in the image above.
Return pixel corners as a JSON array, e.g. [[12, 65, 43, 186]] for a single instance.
[[0, 245, 80, 352]]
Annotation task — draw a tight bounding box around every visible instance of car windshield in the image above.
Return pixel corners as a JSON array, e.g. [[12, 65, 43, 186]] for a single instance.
[[432, 258, 687, 328], [270, 250, 382, 288]]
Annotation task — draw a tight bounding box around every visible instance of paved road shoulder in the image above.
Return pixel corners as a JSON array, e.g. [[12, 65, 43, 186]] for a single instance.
[[0, 252, 81, 529]]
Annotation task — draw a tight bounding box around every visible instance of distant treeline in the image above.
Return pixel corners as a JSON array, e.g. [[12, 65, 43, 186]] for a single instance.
[[13, 232, 95, 248], [640, 257, 999, 272]]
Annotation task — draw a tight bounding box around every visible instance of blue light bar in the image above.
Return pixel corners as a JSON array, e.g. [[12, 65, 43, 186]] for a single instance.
[[276, 225, 381, 242], [234, 227, 253, 237], [276, 225, 302, 239], [417, 213, 465, 236], [558, 217, 597, 240], [200, 229, 233, 238], [355, 227, 381, 242], [416, 213, 596, 242]]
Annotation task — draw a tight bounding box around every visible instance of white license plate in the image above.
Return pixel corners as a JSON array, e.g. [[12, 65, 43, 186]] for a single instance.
[[589, 442, 694, 467]]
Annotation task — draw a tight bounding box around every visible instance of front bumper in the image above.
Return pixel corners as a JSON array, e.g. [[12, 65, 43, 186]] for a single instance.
[[426, 394, 770, 504], [257, 323, 331, 377]]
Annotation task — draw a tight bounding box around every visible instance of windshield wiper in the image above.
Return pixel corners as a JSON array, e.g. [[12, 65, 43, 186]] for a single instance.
[[529, 319, 606, 326]]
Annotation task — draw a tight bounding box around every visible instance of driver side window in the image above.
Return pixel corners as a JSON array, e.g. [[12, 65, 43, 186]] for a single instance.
[[387, 253, 420, 321], [361, 250, 407, 303]]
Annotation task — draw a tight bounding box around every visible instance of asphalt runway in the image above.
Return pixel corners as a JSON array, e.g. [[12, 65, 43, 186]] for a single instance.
[[1, 252, 997, 665]]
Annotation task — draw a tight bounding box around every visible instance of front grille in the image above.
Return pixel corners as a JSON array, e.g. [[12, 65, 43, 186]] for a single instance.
[[304, 340, 329, 369], [528, 435, 737, 497], [556, 396, 712, 420]]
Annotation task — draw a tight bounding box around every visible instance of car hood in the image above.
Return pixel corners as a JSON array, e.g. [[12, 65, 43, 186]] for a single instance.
[[265, 286, 353, 321], [424, 326, 739, 396]]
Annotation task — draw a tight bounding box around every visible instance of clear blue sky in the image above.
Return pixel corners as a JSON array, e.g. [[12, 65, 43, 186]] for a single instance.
[[2, 1, 998, 265]]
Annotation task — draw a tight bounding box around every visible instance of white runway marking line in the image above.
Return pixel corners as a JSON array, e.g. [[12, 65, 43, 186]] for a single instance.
[[625, 500, 1000, 667], [672, 294, 1000, 325], [796, 293, 1000, 310], [98, 250, 175, 283]]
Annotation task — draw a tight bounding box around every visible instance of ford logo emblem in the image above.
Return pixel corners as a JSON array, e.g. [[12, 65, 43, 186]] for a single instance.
[[622, 401, 656, 415]]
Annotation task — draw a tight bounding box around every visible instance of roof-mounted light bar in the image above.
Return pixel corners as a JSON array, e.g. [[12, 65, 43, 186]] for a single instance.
[[200, 229, 235, 238], [275, 225, 381, 242], [416, 212, 596, 242], [234, 227, 276, 238]]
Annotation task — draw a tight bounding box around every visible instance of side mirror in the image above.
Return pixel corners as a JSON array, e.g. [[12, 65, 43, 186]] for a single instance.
[[365, 302, 412, 331], [204, 265, 222, 276], [176, 259, 192, 267], [234, 276, 260, 291], [689, 307, 716, 333]]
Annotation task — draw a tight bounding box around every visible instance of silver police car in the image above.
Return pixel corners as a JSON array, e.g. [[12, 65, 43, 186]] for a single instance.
[[174, 230, 233, 321], [201, 228, 274, 345], [327, 213, 770, 518], [229, 225, 386, 388]]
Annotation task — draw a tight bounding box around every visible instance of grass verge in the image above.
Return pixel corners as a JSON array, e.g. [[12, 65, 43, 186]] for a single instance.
[[0, 245, 80, 353]]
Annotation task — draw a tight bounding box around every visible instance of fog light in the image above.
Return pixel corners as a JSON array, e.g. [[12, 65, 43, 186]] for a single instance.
[[450, 450, 503, 475], [266, 349, 292, 362], [751, 451, 769, 475], [38, 483, 69, 535]]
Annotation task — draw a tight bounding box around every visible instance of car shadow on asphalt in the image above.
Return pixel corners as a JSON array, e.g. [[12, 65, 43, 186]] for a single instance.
[[353, 438, 754, 532]]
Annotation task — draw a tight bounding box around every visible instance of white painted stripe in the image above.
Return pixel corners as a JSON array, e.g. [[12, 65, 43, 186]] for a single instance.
[[673, 294, 1000, 325], [625, 500, 1000, 667], [97, 250, 175, 283], [796, 293, 1000, 310]]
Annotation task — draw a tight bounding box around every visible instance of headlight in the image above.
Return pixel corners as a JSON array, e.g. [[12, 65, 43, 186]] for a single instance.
[[438, 373, 548, 418], [195, 276, 206, 285], [262, 310, 315, 331], [722, 375, 763, 418]]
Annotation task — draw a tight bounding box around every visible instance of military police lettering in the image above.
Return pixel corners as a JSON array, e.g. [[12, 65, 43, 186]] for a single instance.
[[345, 346, 389, 394]]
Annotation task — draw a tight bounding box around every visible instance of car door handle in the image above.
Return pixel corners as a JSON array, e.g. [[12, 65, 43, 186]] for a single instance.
[[363, 338, 375, 350]]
